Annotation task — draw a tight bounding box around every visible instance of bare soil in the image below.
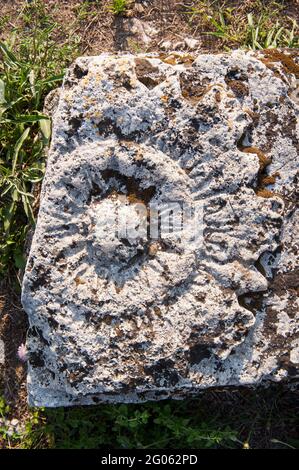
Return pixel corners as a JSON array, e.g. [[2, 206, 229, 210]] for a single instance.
[[0, 1, 298, 55]]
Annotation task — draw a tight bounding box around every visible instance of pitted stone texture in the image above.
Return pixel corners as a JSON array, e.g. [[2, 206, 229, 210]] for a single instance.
[[22, 51, 299, 406]]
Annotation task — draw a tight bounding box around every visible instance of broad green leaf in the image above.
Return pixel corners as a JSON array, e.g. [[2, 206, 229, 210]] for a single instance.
[[0, 79, 7, 118], [3, 200, 15, 232], [12, 127, 30, 175], [41, 74, 64, 85], [21, 192, 35, 223], [14, 250, 26, 269], [29, 69, 36, 97], [11, 187, 19, 202], [0, 79, 6, 104], [39, 117, 51, 142], [0, 41, 20, 67], [12, 183, 34, 198]]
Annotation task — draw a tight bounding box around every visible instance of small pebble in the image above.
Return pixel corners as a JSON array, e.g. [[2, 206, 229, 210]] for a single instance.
[[160, 40, 172, 50], [134, 4, 145, 14]]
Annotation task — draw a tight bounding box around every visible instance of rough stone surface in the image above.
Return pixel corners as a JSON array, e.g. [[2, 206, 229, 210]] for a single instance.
[[22, 50, 299, 407], [0, 338, 4, 365]]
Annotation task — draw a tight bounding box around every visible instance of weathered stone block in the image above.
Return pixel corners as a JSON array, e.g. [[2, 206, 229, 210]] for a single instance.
[[22, 51, 299, 406]]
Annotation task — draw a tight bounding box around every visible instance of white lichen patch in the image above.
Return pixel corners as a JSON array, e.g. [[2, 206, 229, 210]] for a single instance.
[[277, 311, 298, 337], [0, 338, 4, 364], [22, 51, 299, 406], [290, 342, 299, 364]]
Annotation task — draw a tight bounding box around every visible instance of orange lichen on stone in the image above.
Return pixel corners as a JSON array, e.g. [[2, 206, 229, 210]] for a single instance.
[[261, 49, 299, 79], [158, 53, 194, 66], [260, 173, 279, 186], [241, 146, 272, 170], [243, 108, 260, 123], [134, 58, 163, 88], [226, 80, 249, 98], [180, 79, 207, 103], [238, 146, 281, 199], [256, 189, 276, 198]]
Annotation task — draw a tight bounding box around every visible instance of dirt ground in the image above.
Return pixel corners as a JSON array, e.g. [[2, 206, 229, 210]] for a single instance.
[[0, 281, 298, 448], [0, 0, 299, 449], [0, 0, 298, 55]]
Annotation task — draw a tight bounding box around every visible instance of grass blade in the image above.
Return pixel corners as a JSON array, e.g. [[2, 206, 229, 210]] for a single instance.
[[39, 117, 51, 143], [14, 113, 49, 123]]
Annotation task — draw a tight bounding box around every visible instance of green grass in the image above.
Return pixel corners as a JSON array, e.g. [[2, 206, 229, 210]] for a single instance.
[[43, 402, 237, 449], [246, 13, 298, 49], [74, 0, 102, 22], [1, 1, 297, 280], [1, 387, 298, 449], [109, 0, 128, 16], [0, 11, 79, 281], [186, 0, 298, 49]]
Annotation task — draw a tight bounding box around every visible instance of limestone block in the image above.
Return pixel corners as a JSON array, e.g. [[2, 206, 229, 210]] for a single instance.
[[21, 51, 299, 406]]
